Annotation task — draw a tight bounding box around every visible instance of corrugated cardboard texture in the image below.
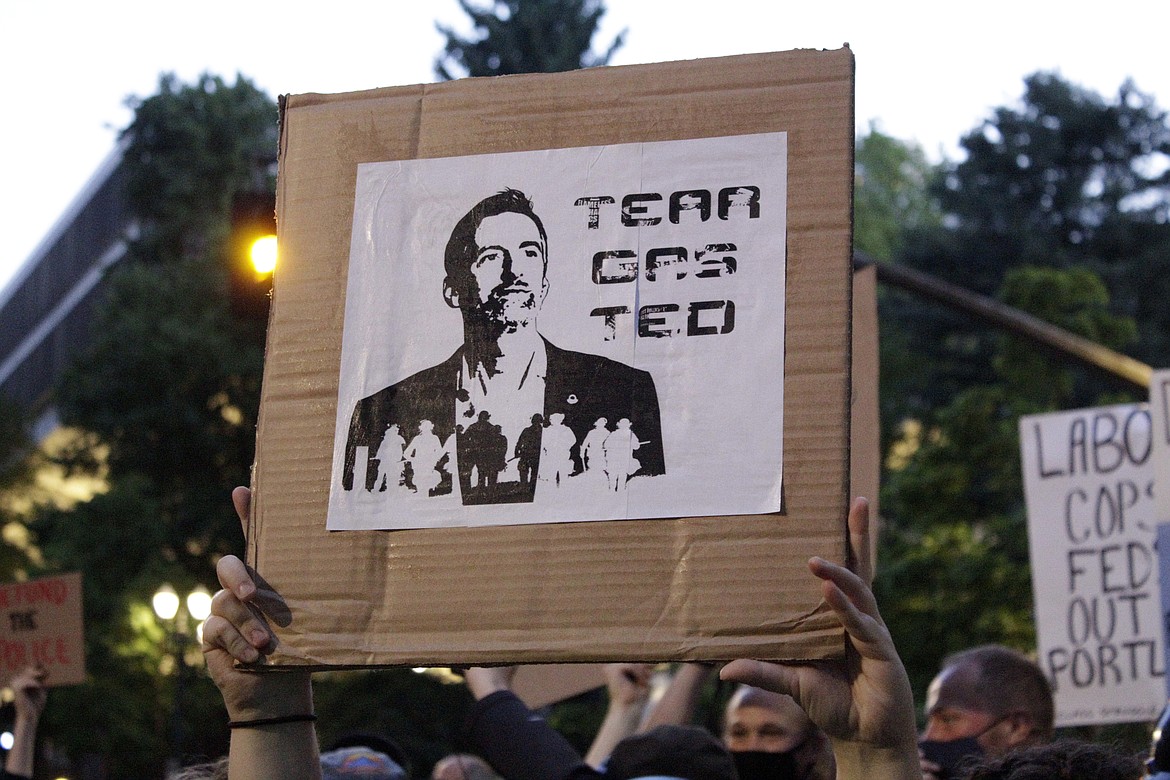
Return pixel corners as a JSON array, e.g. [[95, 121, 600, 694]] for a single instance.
[[851, 263, 880, 522], [252, 48, 854, 667]]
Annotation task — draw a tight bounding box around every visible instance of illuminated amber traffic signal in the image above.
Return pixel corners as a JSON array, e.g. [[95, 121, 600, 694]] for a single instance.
[[250, 234, 278, 276], [230, 191, 277, 321]]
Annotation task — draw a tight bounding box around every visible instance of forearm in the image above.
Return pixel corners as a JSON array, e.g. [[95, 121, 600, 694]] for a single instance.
[[225, 671, 320, 780], [584, 700, 644, 768], [229, 721, 321, 780], [4, 712, 38, 778], [640, 663, 710, 730]]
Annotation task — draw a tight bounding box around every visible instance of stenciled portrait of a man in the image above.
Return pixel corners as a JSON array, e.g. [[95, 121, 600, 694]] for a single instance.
[[328, 134, 787, 530], [343, 186, 665, 506]]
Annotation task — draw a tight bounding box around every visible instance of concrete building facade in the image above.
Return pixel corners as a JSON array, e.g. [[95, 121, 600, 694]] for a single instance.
[[0, 145, 133, 435]]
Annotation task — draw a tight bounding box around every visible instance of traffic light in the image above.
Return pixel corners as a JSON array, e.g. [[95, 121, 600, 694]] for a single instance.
[[229, 191, 277, 322]]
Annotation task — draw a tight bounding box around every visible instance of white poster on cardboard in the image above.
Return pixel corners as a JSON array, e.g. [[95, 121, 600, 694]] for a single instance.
[[1020, 404, 1164, 726], [327, 133, 787, 530]]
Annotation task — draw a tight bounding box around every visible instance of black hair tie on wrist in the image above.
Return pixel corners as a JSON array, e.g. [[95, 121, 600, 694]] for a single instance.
[[228, 713, 317, 729]]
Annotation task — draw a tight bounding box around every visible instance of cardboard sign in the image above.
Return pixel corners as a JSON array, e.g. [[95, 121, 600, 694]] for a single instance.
[[492, 266, 879, 707], [0, 572, 85, 687], [249, 48, 854, 667], [1020, 405, 1163, 725], [1158, 523, 1170, 698], [850, 262, 880, 537], [1151, 370, 1170, 522], [1150, 369, 1170, 695], [467, 266, 880, 707]]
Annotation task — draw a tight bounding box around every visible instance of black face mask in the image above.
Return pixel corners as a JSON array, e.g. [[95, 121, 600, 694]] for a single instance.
[[732, 750, 799, 780], [918, 736, 984, 780]]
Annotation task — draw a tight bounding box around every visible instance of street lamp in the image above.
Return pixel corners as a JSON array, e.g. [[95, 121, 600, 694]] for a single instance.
[[151, 584, 180, 621], [153, 583, 211, 774], [186, 586, 213, 627]]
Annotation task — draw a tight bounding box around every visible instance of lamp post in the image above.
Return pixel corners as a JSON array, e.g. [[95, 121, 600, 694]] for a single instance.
[[153, 584, 212, 774]]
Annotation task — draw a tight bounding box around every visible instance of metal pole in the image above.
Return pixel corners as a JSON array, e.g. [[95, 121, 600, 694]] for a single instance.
[[854, 252, 1153, 391], [165, 612, 189, 776]]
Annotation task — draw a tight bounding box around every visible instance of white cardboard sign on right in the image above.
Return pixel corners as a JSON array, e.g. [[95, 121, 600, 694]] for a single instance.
[[1152, 371, 1170, 522], [1147, 369, 1170, 696], [1019, 403, 1164, 726]]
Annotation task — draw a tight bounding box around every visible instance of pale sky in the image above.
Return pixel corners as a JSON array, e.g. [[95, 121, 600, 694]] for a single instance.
[[2, 0, 1167, 295]]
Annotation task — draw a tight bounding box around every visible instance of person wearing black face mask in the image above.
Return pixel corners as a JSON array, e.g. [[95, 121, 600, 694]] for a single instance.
[[642, 501, 908, 780], [918, 646, 1053, 780], [730, 749, 799, 780], [917, 733, 984, 780], [631, 666, 833, 780], [719, 497, 923, 780], [721, 686, 833, 780]]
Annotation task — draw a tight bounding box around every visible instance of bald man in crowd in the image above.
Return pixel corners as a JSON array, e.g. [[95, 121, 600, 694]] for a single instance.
[[721, 684, 834, 780], [431, 753, 500, 780], [631, 663, 834, 780], [919, 645, 1054, 780]]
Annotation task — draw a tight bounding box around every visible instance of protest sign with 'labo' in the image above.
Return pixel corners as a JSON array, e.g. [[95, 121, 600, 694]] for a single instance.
[[1020, 404, 1163, 726]]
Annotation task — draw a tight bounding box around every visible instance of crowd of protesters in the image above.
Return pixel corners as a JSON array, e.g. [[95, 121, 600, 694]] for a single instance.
[[5, 492, 1153, 779], [196, 491, 1147, 779]]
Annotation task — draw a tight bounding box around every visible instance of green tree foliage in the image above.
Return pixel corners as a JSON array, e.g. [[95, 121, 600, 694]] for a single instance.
[[854, 127, 947, 450], [854, 124, 942, 261], [876, 266, 1137, 701], [30, 73, 277, 777], [891, 73, 1170, 416], [27, 70, 483, 778], [50, 74, 276, 579], [0, 398, 38, 578], [869, 71, 1164, 710], [53, 257, 262, 570], [123, 73, 278, 266], [435, 0, 625, 80]]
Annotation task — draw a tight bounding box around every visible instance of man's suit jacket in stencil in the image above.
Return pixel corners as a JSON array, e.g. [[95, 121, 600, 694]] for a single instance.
[[342, 338, 665, 497]]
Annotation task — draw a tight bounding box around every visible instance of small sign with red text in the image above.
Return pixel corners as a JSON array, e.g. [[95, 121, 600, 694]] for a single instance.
[[0, 573, 85, 687]]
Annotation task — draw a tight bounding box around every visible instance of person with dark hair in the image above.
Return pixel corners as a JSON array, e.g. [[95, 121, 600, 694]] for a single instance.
[[919, 645, 1054, 779], [961, 740, 1142, 780], [605, 725, 739, 780], [343, 188, 664, 506]]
